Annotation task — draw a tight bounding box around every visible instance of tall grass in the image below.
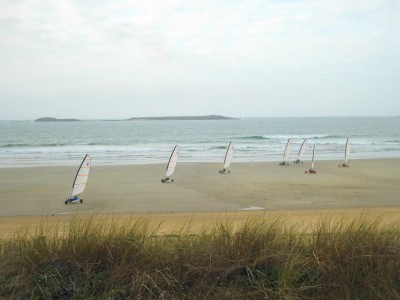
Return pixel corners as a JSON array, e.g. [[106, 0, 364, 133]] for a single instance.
[[0, 215, 399, 299]]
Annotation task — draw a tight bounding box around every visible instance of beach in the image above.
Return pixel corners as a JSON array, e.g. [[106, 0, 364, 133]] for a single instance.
[[1, 158, 399, 236]]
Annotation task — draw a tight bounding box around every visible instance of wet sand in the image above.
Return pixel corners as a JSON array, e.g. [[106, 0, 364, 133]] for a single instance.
[[1, 158, 399, 235]]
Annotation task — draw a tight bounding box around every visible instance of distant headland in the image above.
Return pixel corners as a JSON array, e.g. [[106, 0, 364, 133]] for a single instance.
[[127, 115, 235, 121], [35, 117, 80, 122], [35, 115, 235, 122]]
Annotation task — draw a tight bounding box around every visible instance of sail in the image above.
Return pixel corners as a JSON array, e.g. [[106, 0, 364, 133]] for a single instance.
[[71, 154, 91, 197], [344, 138, 350, 163], [311, 144, 316, 169], [298, 138, 308, 160], [166, 145, 179, 177], [283, 138, 292, 162], [223, 142, 234, 169]]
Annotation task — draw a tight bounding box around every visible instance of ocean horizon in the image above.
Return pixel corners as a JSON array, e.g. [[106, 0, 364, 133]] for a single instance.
[[1, 116, 399, 167]]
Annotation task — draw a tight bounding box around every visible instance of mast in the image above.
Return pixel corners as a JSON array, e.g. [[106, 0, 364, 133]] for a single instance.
[[223, 142, 234, 169], [298, 138, 308, 160], [283, 138, 292, 162], [344, 138, 350, 163], [311, 144, 316, 169], [71, 154, 91, 198], [166, 146, 179, 177]]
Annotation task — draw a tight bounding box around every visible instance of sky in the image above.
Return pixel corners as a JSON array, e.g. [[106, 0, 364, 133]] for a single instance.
[[0, 0, 399, 120]]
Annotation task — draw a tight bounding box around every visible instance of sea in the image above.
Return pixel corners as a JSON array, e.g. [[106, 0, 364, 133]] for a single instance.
[[0, 117, 399, 167]]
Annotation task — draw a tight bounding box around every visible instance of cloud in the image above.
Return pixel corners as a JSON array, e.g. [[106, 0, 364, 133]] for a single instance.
[[0, 0, 399, 118], [2, 0, 398, 67]]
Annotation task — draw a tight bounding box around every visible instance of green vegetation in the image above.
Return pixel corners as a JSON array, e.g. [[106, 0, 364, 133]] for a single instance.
[[1, 216, 399, 299]]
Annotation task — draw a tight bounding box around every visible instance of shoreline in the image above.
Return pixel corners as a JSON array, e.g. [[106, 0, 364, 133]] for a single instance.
[[1, 156, 400, 169]]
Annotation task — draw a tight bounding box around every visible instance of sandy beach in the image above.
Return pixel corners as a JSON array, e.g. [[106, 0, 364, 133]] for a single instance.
[[1, 158, 399, 235]]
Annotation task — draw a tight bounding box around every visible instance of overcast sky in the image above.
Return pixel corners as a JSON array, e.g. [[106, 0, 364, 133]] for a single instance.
[[1, 0, 399, 119]]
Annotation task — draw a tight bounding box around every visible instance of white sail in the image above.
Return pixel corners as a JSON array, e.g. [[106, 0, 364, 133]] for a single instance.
[[344, 138, 350, 163], [71, 154, 91, 198], [223, 142, 234, 169], [311, 144, 316, 169], [166, 145, 179, 177], [298, 138, 308, 160], [283, 138, 292, 162]]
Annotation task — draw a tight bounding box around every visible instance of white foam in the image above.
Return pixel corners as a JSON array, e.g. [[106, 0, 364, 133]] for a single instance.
[[238, 206, 265, 211]]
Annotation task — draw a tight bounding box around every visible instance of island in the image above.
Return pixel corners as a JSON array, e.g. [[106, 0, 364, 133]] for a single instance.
[[127, 115, 235, 121], [34, 115, 236, 122], [34, 117, 80, 122]]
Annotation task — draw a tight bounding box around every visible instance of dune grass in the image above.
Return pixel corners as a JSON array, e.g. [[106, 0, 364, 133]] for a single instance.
[[0, 215, 399, 299]]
